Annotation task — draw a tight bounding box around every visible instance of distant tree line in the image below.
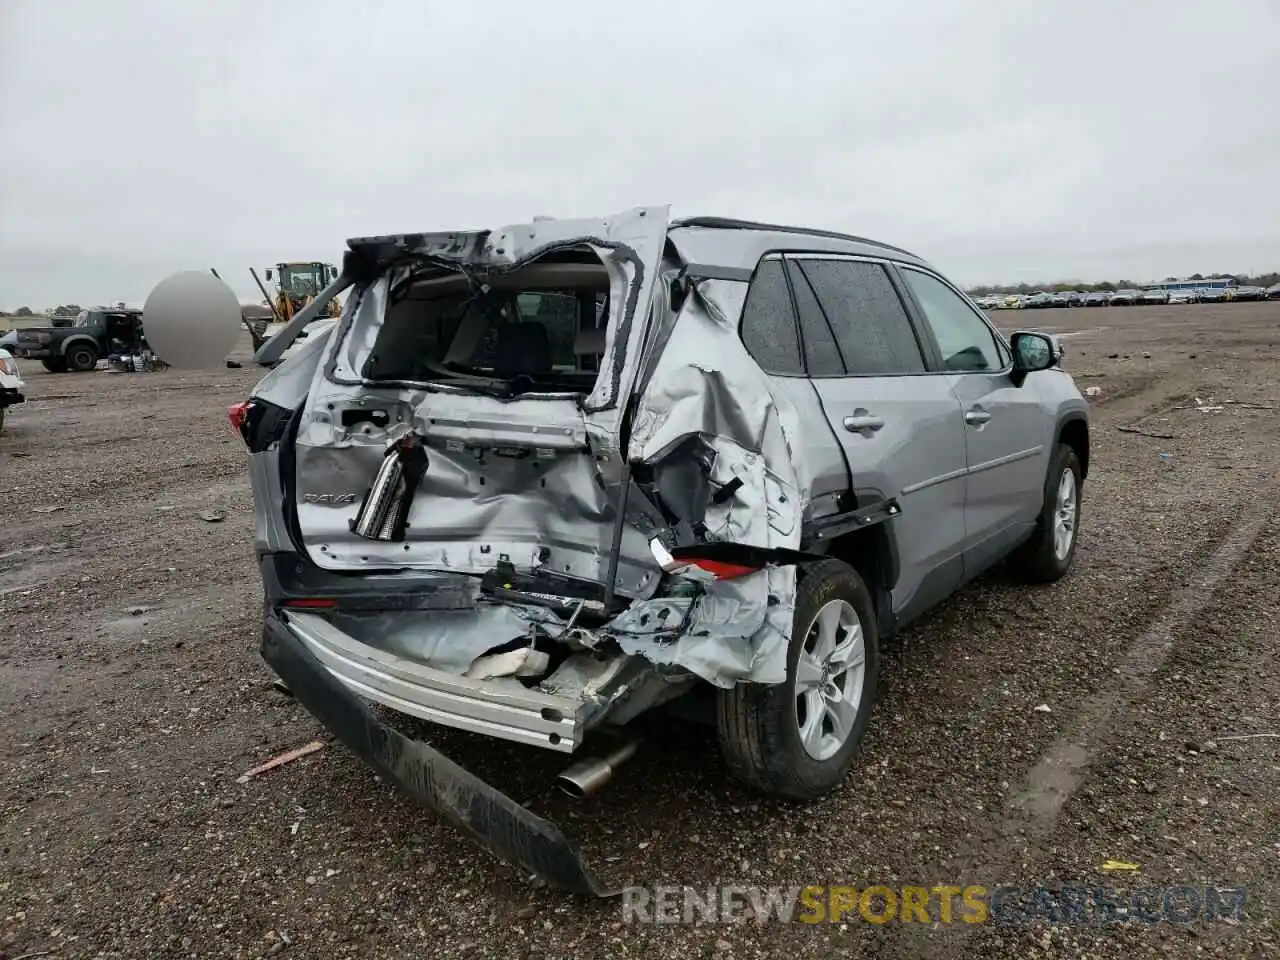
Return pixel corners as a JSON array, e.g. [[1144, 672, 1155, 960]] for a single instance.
[[1, 304, 83, 318], [966, 272, 1279, 297]]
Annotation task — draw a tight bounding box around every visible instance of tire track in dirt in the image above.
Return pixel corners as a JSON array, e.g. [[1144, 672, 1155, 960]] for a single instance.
[[913, 504, 1273, 958]]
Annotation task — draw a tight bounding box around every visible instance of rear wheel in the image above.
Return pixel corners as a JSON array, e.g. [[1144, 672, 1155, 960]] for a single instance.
[[717, 559, 879, 801], [1010, 442, 1082, 582], [41, 357, 67, 373], [66, 344, 98, 372]]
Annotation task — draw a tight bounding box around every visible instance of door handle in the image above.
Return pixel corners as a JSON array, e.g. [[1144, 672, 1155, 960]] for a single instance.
[[843, 413, 885, 434], [965, 408, 992, 426]]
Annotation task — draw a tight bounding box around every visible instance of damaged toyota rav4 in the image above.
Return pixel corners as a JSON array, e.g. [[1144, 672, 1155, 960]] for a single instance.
[[146, 208, 1088, 894]]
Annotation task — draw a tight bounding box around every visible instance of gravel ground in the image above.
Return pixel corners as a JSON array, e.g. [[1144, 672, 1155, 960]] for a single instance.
[[2, 302, 1278, 959]]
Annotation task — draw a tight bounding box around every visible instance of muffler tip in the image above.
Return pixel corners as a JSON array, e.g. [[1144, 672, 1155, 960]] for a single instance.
[[555, 760, 612, 799], [555, 741, 638, 799]]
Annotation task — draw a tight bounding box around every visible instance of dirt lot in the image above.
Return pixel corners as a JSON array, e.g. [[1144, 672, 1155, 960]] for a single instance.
[[2, 302, 1278, 959]]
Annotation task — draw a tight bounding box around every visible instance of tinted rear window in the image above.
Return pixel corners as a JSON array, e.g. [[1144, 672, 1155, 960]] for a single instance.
[[793, 259, 925, 375], [739, 258, 804, 376], [786, 261, 843, 376]]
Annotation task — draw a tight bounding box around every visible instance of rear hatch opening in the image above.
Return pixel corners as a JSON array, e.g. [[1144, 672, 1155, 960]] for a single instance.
[[361, 248, 613, 399]]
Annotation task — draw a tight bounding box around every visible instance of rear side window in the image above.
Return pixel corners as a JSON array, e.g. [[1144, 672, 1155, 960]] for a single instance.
[[900, 268, 1005, 373], [792, 259, 925, 375], [740, 258, 804, 376], [786, 261, 843, 376]]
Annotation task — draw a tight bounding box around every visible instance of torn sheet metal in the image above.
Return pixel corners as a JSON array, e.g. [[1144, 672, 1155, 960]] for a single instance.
[[621, 276, 810, 687], [292, 208, 670, 597], [327, 603, 564, 676], [282, 208, 814, 690]]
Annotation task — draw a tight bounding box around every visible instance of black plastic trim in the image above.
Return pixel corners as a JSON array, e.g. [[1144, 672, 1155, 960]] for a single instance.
[[260, 612, 613, 896], [801, 497, 902, 547], [671, 216, 921, 260], [260, 552, 476, 612]]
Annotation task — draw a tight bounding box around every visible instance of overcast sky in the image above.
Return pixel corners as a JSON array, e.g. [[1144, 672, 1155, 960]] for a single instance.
[[1, 0, 1277, 309]]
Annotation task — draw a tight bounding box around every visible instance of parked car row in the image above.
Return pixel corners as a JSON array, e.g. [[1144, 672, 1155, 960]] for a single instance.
[[976, 284, 1280, 310]]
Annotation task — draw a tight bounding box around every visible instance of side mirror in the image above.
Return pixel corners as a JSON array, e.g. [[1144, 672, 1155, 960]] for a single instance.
[[265, 268, 273, 281], [1009, 331, 1059, 385]]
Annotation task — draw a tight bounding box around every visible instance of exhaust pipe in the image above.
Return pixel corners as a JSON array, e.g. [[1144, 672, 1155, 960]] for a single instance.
[[555, 741, 639, 799], [351, 435, 428, 541], [351, 448, 406, 540]]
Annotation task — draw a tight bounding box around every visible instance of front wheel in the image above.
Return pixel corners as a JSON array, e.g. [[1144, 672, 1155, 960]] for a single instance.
[[717, 559, 879, 801], [1010, 443, 1082, 582]]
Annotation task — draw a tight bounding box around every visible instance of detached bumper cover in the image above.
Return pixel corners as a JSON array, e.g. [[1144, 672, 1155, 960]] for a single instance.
[[260, 612, 614, 897]]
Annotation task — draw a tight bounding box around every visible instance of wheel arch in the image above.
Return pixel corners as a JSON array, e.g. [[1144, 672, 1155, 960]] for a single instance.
[[59, 335, 100, 357], [1056, 413, 1089, 480], [811, 519, 899, 638]]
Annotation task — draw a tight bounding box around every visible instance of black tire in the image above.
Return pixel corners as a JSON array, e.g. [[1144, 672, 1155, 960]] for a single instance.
[[66, 344, 98, 372], [717, 559, 879, 801], [1010, 443, 1082, 583], [41, 357, 67, 373]]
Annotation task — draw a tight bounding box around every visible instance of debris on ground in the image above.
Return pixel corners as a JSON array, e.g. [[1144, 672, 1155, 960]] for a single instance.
[[1100, 859, 1141, 872], [1033, 704, 1053, 713], [199, 510, 227, 523], [1176, 398, 1274, 413], [127, 606, 151, 616], [1118, 425, 1177, 439], [32, 505, 64, 514], [236, 740, 326, 784], [1084, 386, 1103, 398]]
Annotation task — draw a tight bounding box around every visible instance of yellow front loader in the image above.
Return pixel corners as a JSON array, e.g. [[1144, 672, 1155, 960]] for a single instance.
[[252, 262, 344, 324]]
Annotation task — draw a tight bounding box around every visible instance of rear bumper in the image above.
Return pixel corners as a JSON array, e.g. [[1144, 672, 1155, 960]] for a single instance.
[[261, 610, 614, 896], [0, 388, 22, 407], [13, 348, 52, 359], [280, 609, 587, 752]]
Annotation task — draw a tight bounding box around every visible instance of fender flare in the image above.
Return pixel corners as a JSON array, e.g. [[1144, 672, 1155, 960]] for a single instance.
[[59, 335, 101, 357], [1053, 408, 1090, 478]]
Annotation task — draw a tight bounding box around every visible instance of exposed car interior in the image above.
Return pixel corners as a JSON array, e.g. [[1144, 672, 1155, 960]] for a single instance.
[[363, 254, 611, 395]]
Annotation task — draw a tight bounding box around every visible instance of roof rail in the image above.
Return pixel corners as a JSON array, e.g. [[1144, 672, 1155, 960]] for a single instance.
[[670, 216, 921, 260]]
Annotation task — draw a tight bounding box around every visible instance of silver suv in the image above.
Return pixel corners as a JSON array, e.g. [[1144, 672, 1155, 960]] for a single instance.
[[156, 208, 1088, 893]]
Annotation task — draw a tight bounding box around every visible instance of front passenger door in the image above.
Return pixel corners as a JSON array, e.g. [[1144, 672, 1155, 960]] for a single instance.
[[897, 267, 1049, 576]]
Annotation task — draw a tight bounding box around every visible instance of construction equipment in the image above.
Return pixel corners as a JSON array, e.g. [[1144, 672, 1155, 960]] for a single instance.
[[253, 262, 343, 324], [210, 268, 272, 353]]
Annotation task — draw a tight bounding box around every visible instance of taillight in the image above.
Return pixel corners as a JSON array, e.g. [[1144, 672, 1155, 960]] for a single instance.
[[283, 597, 337, 609], [228, 400, 251, 438], [228, 398, 292, 452], [648, 538, 762, 582]]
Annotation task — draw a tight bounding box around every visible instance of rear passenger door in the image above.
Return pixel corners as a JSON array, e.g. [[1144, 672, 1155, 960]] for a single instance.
[[783, 254, 970, 624], [896, 267, 1049, 575]]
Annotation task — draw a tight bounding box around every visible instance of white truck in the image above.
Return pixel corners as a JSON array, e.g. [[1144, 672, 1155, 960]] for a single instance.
[[0, 348, 26, 432]]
